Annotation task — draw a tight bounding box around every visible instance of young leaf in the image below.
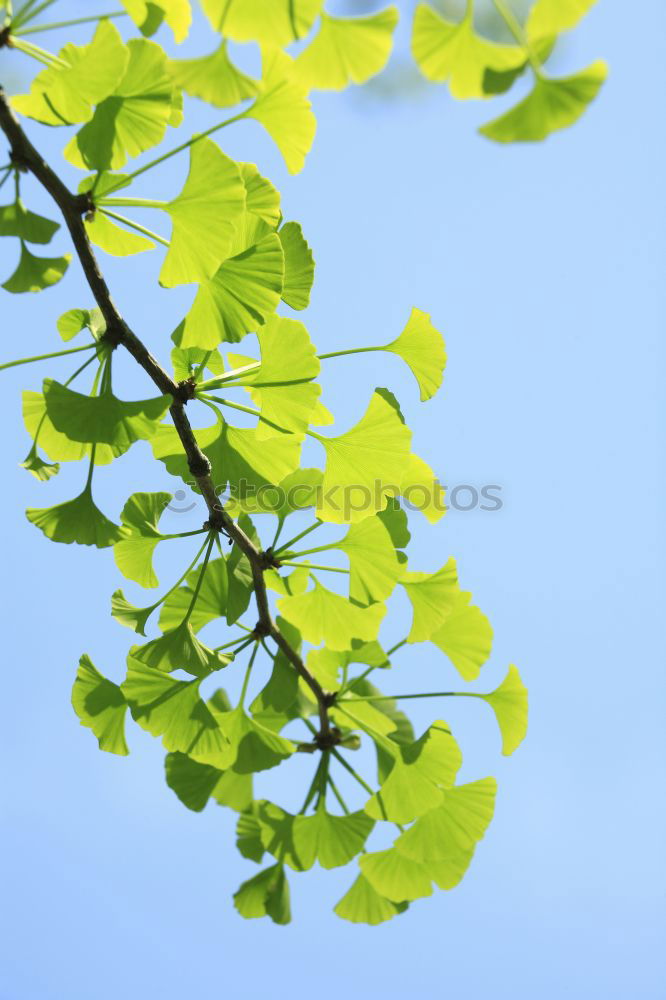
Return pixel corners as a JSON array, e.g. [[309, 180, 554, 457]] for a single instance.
[[233, 863, 291, 925], [179, 234, 284, 347], [295, 9, 399, 92], [401, 557, 460, 642], [2, 244, 70, 294], [113, 491, 172, 589], [27, 487, 122, 548], [430, 593, 493, 680], [479, 63, 608, 142], [159, 138, 246, 287], [111, 589, 158, 636], [337, 514, 403, 605], [292, 804, 375, 869], [394, 777, 497, 861], [72, 654, 129, 755], [56, 308, 105, 342], [87, 210, 155, 257], [120, 0, 192, 42], [240, 162, 282, 229], [412, 3, 525, 99], [278, 580, 386, 652], [400, 451, 446, 524], [21, 446, 60, 482], [384, 307, 446, 402], [131, 621, 230, 677], [278, 222, 315, 310], [0, 201, 59, 244], [247, 49, 317, 175], [210, 0, 323, 45], [169, 42, 259, 108], [316, 390, 412, 524], [360, 848, 432, 902], [211, 707, 295, 773], [334, 873, 407, 925], [527, 0, 598, 39], [480, 666, 528, 755]]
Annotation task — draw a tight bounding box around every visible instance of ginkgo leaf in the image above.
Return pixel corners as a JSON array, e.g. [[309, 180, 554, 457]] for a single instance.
[[479, 62, 608, 142], [227, 467, 322, 520], [170, 344, 225, 382], [113, 491, 171, 589], [212, 769, 254, 812], [233, 863, 291, 925], [234, 315, 320, 437], [165, 751, 222, 812], [208, 0, 323, 45], [278, 580, 386, 651], [293, 804, 375, 869], [27, 486, 123, 549], [111, 589, 159, 636], [56, 307, 105, 342], [169, 41, 259, 107], [316, 390, 412, 524], [480, 665, 528, 755], [395, 778, 496, 867], [179, 234, 284, 348], [402, 557, 460, 642], [152, 412, 302, 506], [430, 593, 493, 680], [295, 9, 399, 92], [159, 558, 228, 632], [65, 39, 182, 171], [250, 642, 300, 720], [211, 707, 295, 773], [159, 138, 245, 287], [122, 654, 230, 760], [306, 647, 343, 691], [332, 698, 399, 740], [131, 621, 230, 677], [0, 201, 59, 244], [412, 3, 525, 99], [278, 222, 315, 310], [72, 654, 129, 755], [86, 210, 154, 257], [527, 0, 598, 38], [334, 873, 407, 925], [384, 307, 446, 402], [120, 0, 192, 41], [236, 809, 265, 861], [337, 514, 402, 605], [11, 20, 128, 125], [400, 452, 446, 524], [20, 446, 60, 482], [2, 243, 70, 294], [240, 162, 281, 229], [247, 49, 317, 175], [365, 721, 462, 823], [43, 379, 170, 456], [22, 390, 118, 466], [360, 848, 432, 903]]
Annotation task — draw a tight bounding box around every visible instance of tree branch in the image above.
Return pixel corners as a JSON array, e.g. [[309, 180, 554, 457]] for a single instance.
[[0, 86, 331, 738]]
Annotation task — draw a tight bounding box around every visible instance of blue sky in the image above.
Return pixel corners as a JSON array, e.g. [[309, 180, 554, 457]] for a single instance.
[[1, 2, 664, 998]]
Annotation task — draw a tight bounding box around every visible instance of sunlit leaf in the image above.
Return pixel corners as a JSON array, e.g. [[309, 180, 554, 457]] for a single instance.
[[165, 751, 222, 811], [479, 63, 607, 142], [120, 0, 192, 42], [401, 557, 460, 642], [113, 491, 172, 589], [72, 654, 128, 755], [278, 222, 315, 310], [337, 514, 402, 605], [430, 593, 493, 680], [240, 162, 281, 229], [334, 873, 407, 925], [131, 621, 230, 677], [247, 49, 317, 175], [206, 0, 323, 45], [0, 200, 59, 244], [2, 243, 70, 294], [233, 863, 291, 925], [159, 558, 228, 632], [384, 307, 446, 402], [26, 486, 122, 548], [56, 307, 105, 342], [295, 9, 399, 92], [278, 580, 386, 651], [169, 41, 258, 107], [527, 0, 598, 38], [360, 848, 432, 902], [394, 777, 497, 864], [399, 452, 446, 524], [87, 210, 155, 257], [236, 808, 265, 861], [480, 665, 528, 755]]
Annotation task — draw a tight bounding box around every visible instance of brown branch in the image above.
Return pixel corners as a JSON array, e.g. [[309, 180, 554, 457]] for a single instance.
[[0, 87, 331, 738]]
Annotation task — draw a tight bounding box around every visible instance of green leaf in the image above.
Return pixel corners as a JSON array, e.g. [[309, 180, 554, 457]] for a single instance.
[[120, 0, 192, 42], [277, 222, 315, 310], [87, 210, 155, 256], [159, 558, 228, 632], [481, 35, 555, 96], [233, 863, 291, 925], [384, 307, 446, 402], [334, 873, 407, 925], [360, 848, 432, 902], [22, 390, 95, 465], [2, 243, 70, 294], [316, 389, 412, 524], [0, 201, 59, 244], [240, 162, 281, 229], [278, 580, 386, 651], [412, 3, 525, 99], [20, 446, 60, 482], [11, 20, 128, 125], [430, 593, 493, 681], [131, 621, 230, 677], [111, 589, 158, 636], [481, 665, 528, 755], [365, 721, 462, 823], [65, 39, 182, 171], [208, 0, 323, 44], [250, 650, 299, 719], [295, 9, 399, 92], [213, 769, 253, 811], [113, 491, 171, 589], [479, 62, 607, 142], [72, 654, 129, 755], [400, 451, 446, 524], [401, 557, 460, 642], [169, 41, 259, 108], [170, 344, 225, 382], [236, 809, 265, 861], [337, 514, 402, 605], [159, 138, 246, 287], [247, 49, 317, 175], [43, 379, 170, 456], [27, 486, 122, 548], [394, 777, 497, 864], [378, 498, 411, 548], [56, 307, 105, 342], [165, 751, 222, 812], [179, 234, 284, 348], [527, 0, 598, 38], [293, 804, 375, 869], [211, 707, 295, 773]]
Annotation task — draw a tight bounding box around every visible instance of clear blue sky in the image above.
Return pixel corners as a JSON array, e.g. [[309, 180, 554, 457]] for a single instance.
[[1, 3, 664, 998]]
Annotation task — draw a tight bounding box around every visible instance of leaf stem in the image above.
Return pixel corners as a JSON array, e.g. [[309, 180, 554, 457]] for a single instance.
[[340, 691, 477, 704], [182, 532, 215, 625], [287, 543, 337, 558], [280, 561, 348, 575], [14, 11, 128, 34], [0, 341, 97, 371], [317, 346, 384, 361], [239, 640, 260, 706], [491, 0, 544, 78], [299, 751, 328, 814], [98, 208, 170, 247], [327, 773, 350, 815], [200, 394, 295, 437], [13, 0, 59, 30], [330, 746, 375, 797], [274, 520, 323, 556], [98, 197, 166, 209], [11, 34, 67, 67], [386, 638, 407, 657]]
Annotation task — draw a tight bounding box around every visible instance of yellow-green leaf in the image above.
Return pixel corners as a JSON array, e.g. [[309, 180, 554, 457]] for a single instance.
[[481, 665, 528, 755], [247, 49, 317, 175], [294, 9, 399, 92], [72, 654, 129, 755]]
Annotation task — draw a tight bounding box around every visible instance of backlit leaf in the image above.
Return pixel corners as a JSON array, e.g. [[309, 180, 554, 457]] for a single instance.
[[481, 665, 528, 755], [27, 486, 122, 548], [2, 243, 70, 294], [113, 491, 172, 589], [334, 873, 407, 925], [527, 0, 598, 38], [169, 41, 258, 107], [337, 514, 402, 605], [208, 0, 323, 45], [233, 863, 291, 925], [384, 307, 446, 402], [360, 848, 432, 902], [293, 804, 375, 869], [120, 0, 192, 42], [247, 49, 317, 175], [394, 777, 497, 862], [278, 580, 386, 651], [0, 201, 59, 244], [72, 654, 128, 755], [430, 593, 493, 680], [295, 9, 399, 92], [402, 557, 460, 642], [159, 558, 228, 632], [278, 222, 315, 310], [131, 621, 230, 677]]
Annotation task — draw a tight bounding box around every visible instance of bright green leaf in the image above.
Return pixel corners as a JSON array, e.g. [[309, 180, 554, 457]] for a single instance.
[[72, 654, 128, 755], [527, 0, 598, 38], [430, 593, 493, 681], [159, 558, 228, 632], [169, 41, 258, 107], [87, 209, 155, 256], [337, 514, 402, 605], [293, 804, 375, 869], [481, 665, 528, 755], [130, 621, 230, 677], [27, 486, 122, 548], [3, 243, 70, 294], [402, 557, 460, 642], [233, 863, 291, 925], [278, 221, 315, 310], [0, 200, 59, 244], [208, 0, 323, 44], [395, 777, 497, 862], [360, 848, 432, 902], [120, 0, 192, 42], [278, 580, 386, 651], [113, 491, 172, 589], [295, 9, 399, 92], [247, 49, 317, 175], [334, 873, 407, 925], [384, 307, 446, 402], [56, 307, 105, 342], [240, 162, 281, 229]]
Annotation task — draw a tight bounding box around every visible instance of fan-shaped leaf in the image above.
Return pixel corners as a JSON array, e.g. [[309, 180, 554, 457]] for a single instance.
[[159, 558, 228, 632], [481, 665, 528, 755], [169, 41, 258, 107], [27, 486, 122, 548], [295, 9, 399, 92], [240, 162, 281, 229], [360, 848, 432, 902], [121, 0, 192, 41], [208, 0, 323, 44], [247, 49, 316, 175], [337, 514, 402, 605], [72, 654, 128, 755], [334, 874, 407, 925], [385, 307, 446, 402], [527, 0, 598, 38], [131, 621, 230, 677], [402, 557, 460, 642], [56, 308, 105, 342], [113, 491, 171, 589], [2, 243, 70, 294], [430, 593, 493, 680], [395, 777, 497, 862], [278, 221, 315, 310], [0, 201, 59, 244], [278, 580, 386, 651], [233, 863, 291, 925]]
